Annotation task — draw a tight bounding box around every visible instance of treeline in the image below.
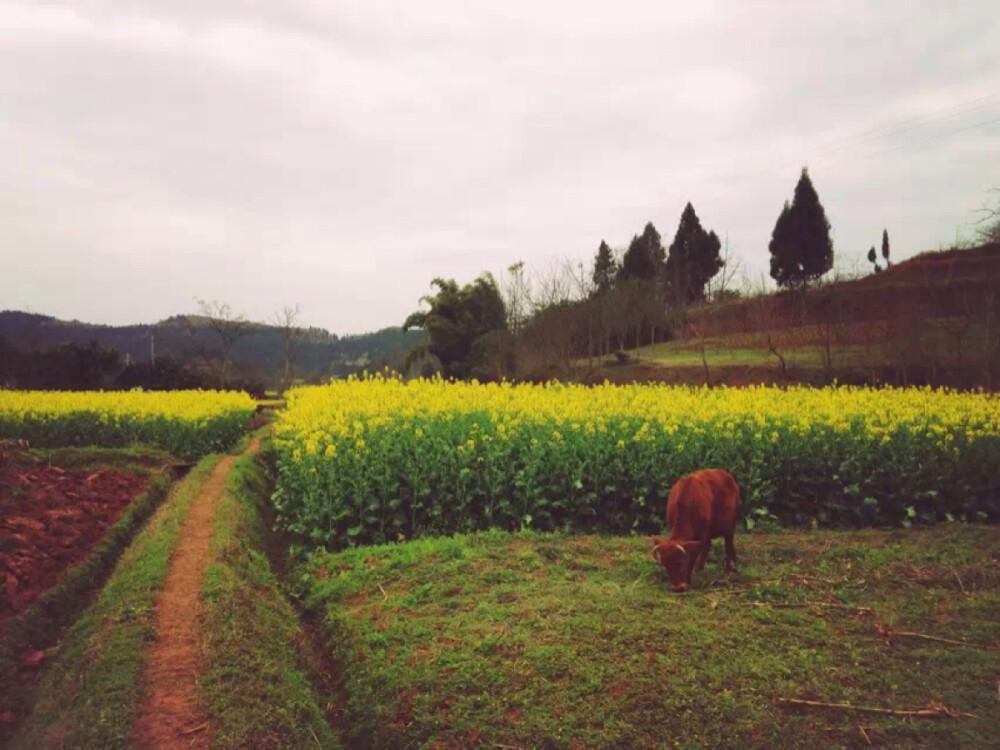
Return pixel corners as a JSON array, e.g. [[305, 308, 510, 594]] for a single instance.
[[0, 338, 241, 392], [405, 168, 837, 380], [0, 309, 423, 391]]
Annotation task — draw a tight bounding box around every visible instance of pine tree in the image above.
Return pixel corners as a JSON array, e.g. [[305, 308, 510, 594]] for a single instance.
[[617, 222, 664, 284], [769, 168, 834, 289], [592, 240, 618, 294], [665, 202, 723, 304], [768, 202, 795, 287], [867, 246, 881, 274], [881, 228, 891, 267]]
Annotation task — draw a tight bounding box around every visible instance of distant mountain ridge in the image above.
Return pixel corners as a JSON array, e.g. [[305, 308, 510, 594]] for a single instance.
[[0, 310, 423, 385]]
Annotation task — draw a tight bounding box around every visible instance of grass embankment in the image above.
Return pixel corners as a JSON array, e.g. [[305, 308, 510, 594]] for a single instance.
[[637, 340, 828, 369], [19, 444, 180, 472], [199, 446, 340, 748], [633, 319, 993, 374], [8, 455, 222, 749], [299, 526, 999, 749]]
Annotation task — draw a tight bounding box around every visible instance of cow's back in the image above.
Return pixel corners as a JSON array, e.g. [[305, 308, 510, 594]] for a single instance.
[[666, 469, 739, 539], [665, 472, 713, 538], [697, 469, 739, 537]]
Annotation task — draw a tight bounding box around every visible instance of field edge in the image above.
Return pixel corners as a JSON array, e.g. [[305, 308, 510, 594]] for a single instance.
[[198, 442, 342, 748], [6, 454, 223, 749], [0, 466, 170, 737]]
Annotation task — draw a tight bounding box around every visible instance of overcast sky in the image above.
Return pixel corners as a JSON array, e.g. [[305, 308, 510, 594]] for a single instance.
[[2, 1, 998, 335]]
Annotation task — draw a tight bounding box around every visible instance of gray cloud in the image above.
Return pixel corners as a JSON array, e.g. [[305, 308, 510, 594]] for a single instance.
[[2, 1, 998, 333]]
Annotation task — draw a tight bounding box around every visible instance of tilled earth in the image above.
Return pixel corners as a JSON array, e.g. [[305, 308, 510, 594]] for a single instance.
[[0, 463, 150, 623]]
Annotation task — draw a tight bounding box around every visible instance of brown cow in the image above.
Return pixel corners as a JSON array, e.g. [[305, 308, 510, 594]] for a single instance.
[[650, 468, 739, 592]]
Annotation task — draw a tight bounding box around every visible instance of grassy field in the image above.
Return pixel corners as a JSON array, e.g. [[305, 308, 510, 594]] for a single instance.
[[635, 338, 884, 371], [297, 525, 999, 749], [633, 317, 993, 375], [635, 342, 820, 368]]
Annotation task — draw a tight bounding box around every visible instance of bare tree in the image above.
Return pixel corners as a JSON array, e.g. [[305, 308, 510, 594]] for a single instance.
[[983, 285, 998, 390], [679, 235, 746, 384], [745, 273, 787, 380], [825, 252, 867, 285], [523, 258, 590, 378], [923, 254, 995, 387], [705, 234, 745, 302], [971, 187, 1000, 243], [500, 261, 531, 337], [529, 257, 580, 312], [195, 299, 250, 388], [811, 261, 862, 382], [498, 257, 611, 379], [493, 261, 535, 380], [562, 258, 603, 369], [271, 303, 302, 392]]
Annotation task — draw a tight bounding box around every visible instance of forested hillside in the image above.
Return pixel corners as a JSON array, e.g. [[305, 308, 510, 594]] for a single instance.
[[0, 311, 423, 390]]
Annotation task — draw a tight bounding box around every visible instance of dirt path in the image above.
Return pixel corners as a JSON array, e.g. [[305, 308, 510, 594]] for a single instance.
[[132, 435, 260, 749]]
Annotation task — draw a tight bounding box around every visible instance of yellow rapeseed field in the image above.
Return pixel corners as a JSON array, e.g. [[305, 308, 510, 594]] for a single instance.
[[0, 389, 255, 460], [273, 375, 1000, 547]]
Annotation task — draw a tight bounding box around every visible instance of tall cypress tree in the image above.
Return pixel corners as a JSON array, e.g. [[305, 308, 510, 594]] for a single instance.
[[867, 245, 881, 273], [768, 201, 795, 287], [617, 222, 664, 284], [769, 168, 834, 289], [592, 240, 618, 294], [665, 202, 723, 304], [881, 228, 891, 267]]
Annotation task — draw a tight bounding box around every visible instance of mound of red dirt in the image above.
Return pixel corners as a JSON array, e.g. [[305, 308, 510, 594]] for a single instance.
[[684, 242, 1000, 338], [0, 465, 150, 623]]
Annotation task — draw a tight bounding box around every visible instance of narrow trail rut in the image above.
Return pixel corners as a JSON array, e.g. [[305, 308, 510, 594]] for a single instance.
[[132, 435, 261, 749]]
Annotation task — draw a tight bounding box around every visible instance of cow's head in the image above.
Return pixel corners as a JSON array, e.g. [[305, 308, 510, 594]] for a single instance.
[[650, 536, 703, 592]]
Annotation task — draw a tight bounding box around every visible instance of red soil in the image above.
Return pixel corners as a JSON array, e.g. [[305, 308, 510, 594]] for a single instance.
[[685, 242, 1000, 337], [0, 464, 149, 623]]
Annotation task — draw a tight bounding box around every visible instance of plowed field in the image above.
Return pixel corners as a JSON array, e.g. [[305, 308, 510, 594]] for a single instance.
[[0, 464, 150, 623]]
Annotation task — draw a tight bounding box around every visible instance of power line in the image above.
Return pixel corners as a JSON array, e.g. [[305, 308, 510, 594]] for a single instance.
[[701, 91, 999, 191], [681, 91, 999, 222], [862, 115, 1000, 159], [765, 96, 999, 178], [809, 93, 998, 156]]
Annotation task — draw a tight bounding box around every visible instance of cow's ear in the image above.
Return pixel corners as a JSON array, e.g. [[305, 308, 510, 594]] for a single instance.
[[650, 535, 666, 547]]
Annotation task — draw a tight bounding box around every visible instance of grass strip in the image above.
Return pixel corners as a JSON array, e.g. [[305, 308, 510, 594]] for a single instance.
[[11, 444, 179, 472], [299, 525, 999, 749], [7, 454, 222, 750], [198, 446, 340, 748]]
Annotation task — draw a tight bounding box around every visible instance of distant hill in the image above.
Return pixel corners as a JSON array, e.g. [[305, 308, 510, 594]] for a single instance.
[[686, 241, 1000, 336], [0, 311, 425, 387], [622, 241, 1000, 390]]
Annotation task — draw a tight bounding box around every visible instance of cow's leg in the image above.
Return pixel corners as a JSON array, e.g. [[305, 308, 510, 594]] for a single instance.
[[724, 533, 736, 573], [696, 538, 710, 571]]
